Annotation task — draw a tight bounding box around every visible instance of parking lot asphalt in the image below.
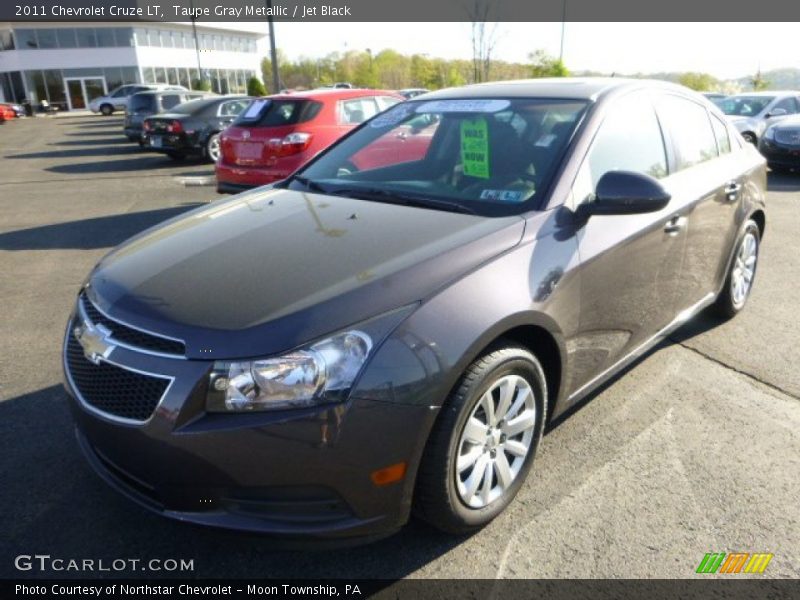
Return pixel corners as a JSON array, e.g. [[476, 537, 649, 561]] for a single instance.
[[0, 114, 798, 579]]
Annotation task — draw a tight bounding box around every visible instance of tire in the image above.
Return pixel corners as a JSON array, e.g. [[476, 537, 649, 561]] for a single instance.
[[205, 133, 221, 163], [99, 104, 114, 116], [742, 132, 757, 145], [166, 151, 186, 161], [714, 219, 760, 319], [414, 344, 548, 534]]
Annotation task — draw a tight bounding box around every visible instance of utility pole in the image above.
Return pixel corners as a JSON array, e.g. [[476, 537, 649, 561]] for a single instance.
[[559, 0, 567, 62], [266, 0, 280, 92]]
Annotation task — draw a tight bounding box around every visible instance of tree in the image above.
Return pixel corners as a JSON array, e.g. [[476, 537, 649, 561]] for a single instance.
[[192, 79, 211, 91], [467, 1, 499, 83], [247, 77, 267, 96], [528, 50, 569, 78], [677, 71, 720, 91]]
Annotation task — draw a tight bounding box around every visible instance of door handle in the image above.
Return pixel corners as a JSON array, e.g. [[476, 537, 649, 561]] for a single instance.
[[664, 215, 686, 235], [724, 181, 742, 201]]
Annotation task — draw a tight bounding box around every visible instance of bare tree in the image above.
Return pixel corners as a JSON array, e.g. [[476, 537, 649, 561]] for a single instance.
[[467, 0, 499, 83]]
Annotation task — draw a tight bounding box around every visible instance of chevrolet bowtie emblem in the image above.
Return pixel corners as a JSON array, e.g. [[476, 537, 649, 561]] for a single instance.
[[74, 320, 115, 365]]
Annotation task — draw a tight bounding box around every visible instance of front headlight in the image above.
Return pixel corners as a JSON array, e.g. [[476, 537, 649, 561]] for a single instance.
[[207, 331, 372, 412], [764, 126, 776, 141]]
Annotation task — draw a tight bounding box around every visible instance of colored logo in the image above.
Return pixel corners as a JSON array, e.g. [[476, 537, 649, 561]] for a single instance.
[[696, 552, 773, 574]]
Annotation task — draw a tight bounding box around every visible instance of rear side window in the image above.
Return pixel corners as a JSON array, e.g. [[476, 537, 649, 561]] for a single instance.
[[160, 94, 182, 110], [657, 95, 718, 171], [129, 94, 155, 112], [711, 114, 731, 154], [233, 99, 322, 127], [219, 99, 250, 117], [585, 93, 668, 188], [340, 97, 380, 124]]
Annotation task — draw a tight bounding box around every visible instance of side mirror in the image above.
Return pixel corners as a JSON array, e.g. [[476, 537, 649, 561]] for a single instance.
[[583, 170, 671, 216], [767, 108, 787, 118]]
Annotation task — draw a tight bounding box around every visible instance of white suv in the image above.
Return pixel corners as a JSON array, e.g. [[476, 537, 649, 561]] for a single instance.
[[89, 84, 187, 116]]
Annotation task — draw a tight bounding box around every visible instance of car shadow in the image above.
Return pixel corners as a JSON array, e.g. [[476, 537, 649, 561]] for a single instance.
[[8, 145, 143, 160], [0, 205, 203, 251], [45, 155, 195, 174], [51, 138, 131, 147], [0, 384, 469, 579], [767, 170, 800, 192]]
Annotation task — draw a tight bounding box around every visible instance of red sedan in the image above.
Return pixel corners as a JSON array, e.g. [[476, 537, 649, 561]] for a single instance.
[[216, 89, 404, 193]]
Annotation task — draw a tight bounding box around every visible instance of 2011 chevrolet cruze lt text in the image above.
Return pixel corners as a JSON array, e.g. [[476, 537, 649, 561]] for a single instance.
[[63, 79, 766, 541]]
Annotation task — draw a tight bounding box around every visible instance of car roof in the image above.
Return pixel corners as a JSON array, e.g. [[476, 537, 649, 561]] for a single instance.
[[265, 88, 401, 101], [131, 90, 214, 97], [416, 77, 696, 102]]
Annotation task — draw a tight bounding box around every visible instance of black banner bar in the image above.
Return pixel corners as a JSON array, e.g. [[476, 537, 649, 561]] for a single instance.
[[4, 579, 800, 600], [4, 0, 800, 22]]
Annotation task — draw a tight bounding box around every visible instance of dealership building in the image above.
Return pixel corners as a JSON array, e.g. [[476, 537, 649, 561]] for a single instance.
[[0, 22, 266, 110]]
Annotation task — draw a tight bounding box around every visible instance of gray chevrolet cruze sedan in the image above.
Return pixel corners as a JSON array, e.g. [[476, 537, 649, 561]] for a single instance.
[[64, 78, 766, 541]]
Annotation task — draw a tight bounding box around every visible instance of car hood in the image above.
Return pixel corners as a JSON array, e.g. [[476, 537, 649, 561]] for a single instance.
[[86, 188, 526, 359]]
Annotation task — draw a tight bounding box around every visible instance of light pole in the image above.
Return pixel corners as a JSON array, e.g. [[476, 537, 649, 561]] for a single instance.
[[265, 0, 280, 93], [189, 0, 202, 87]]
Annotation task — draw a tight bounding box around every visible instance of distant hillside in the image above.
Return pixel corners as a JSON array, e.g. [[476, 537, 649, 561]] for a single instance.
[[573, 68, 800, 92]]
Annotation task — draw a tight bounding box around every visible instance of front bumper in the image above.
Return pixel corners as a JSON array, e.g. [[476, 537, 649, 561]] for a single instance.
[[759, 139, 800, 170], [62, 309, 436, 541]]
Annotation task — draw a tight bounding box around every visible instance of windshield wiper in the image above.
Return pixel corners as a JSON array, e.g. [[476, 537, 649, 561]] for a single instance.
[[322, 186, 478, 215]]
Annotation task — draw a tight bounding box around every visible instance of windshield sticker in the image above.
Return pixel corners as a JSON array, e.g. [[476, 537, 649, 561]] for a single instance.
[[242, 99, 269, 119], [370, 103, 415, 128], [534, 133, 557, 147], [480, 189, 525, 203], [416, 99, 510, 114], [460, 118, 490, 179]]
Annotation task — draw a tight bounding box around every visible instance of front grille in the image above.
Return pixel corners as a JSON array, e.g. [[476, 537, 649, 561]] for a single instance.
[[775, 129, 800, 146], [66, 329, 171, 422], [80, 294, 185, 357]]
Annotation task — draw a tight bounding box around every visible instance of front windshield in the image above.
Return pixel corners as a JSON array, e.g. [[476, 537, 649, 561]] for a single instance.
[[291, 98, 588, 215], [720, 96, 775, 117]]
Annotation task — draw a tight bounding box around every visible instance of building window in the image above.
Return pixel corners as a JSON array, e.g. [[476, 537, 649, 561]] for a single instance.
[[114, 27, 134, 47], [44, 69, 66, 107], [167, 67, 178, 85], [76, 28, 98, 48], [57, 28, 77, 48], [15, 29, 38, 48]]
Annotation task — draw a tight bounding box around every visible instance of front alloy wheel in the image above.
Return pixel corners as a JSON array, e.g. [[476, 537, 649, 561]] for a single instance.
[[456, 375, 537, 508], [414, 344, 547, 533]]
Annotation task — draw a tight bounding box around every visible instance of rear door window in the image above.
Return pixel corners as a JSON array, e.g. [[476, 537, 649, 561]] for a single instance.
[[218, 99, 250, 117], [376, 96, 402, 111], [657, 95, 718, 171], [340, 98, 380, 124], [711, 114, 731, 155]]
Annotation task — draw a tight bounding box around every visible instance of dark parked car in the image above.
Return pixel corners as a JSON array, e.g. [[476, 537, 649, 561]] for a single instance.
[[398, 88, 430, 99], [64, 78, 766, 542], [759, 115, 800, 172], [124, 90, 214, 143], [142, 95, 253, 162]]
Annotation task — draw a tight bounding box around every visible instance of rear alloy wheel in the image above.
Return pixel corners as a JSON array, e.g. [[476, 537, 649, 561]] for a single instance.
[[205, 133, 221, 163], [414, 345, 547, 533], [715, 219, 760, 318], [100, 104, 114, 116]]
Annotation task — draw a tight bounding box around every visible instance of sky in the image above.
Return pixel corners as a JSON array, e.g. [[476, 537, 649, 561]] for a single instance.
[[239, 22, 800, 80]]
